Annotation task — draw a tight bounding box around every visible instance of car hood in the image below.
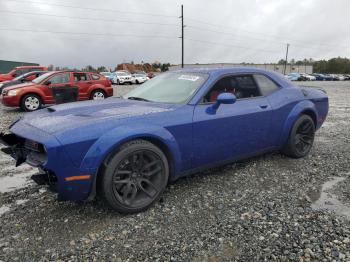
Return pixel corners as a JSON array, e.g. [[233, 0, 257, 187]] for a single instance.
[[19, 98, 175, 135], [0, 74, 12, 81], [3, 82, 36, 91]]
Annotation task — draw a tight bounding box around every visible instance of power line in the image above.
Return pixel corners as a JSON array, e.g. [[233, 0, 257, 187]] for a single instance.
[[186, 18, 349, 50], [2, 0, 347, 52], [0, 10, 179, 27], [0, 28, 177, 39], [186, 24, 345, 52], [0, 27, 283, 56], [1, 0, 178, 18], [186, 38, 281, 54]]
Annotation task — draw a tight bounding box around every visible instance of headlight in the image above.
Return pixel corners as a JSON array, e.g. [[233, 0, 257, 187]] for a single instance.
[[0, 83, 3, 88], [8, 90, 18, 96]]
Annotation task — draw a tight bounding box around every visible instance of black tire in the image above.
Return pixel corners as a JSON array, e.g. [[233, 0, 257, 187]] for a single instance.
[[90, 89, 106, 100], [282, 115, 315, 158], [136, 80, 139, 84], [100, 140, 169, 213], [20, 94, 42, 111]]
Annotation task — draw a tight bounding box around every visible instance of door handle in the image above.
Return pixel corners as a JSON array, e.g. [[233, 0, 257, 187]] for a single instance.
[[259, 104, 268, 109], [87, 82, 92, 84]]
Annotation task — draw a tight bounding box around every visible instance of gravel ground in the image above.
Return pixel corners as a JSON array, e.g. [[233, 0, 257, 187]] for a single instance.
[[0, 82, 349, 261]]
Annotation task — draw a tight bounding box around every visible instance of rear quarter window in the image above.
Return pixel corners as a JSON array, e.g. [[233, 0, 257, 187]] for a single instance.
[[91, 74, 101, 80], [253, 74, 279, 96]]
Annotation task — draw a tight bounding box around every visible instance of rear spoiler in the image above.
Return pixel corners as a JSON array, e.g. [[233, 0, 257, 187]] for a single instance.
[[299, 85, 327, 94]]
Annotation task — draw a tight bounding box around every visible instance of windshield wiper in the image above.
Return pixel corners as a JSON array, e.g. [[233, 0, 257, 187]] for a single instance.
[[127, 96, 151, 102]]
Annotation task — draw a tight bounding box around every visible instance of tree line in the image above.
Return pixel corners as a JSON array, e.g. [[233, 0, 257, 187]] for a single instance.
[[47, 62, 171, 73], [278, 57, 350, 74]]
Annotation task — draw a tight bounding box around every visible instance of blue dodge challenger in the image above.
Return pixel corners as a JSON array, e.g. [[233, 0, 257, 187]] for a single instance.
[[0, 68, 328, 213]]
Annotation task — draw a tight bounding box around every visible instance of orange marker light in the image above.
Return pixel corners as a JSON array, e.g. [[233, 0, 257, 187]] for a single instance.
[[64, 175, 92, 182]]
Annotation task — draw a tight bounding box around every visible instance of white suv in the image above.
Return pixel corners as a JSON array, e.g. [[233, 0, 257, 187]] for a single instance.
[[132, 74, 149, 84], [116, 71, 133, 85]]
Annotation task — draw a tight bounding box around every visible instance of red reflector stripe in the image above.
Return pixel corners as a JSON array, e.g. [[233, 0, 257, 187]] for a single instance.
[[65, 175, 92, 182]]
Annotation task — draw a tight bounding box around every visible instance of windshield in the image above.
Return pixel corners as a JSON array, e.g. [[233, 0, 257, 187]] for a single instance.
[[13, 73, 29, 81], [123, 72, 208, 103], [32, 72, 55, 83], [116, 72, 129, 76]]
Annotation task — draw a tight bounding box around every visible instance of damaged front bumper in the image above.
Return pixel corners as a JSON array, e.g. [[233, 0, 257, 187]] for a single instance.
[[0, 128, 95, 201], [0, 132, 57, 191], [0, 133, 47, 167]]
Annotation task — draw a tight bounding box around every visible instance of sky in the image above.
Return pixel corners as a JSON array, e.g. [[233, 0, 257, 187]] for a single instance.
[[0, 0, 350, 68]]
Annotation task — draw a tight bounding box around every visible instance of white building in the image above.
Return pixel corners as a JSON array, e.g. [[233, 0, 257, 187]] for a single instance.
[[169, 63, 313, 74]]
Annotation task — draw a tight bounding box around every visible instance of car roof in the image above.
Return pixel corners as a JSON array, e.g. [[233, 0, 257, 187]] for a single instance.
[[172, 67, 282, 76], [15, 66, 46, 69], [24, 70, 49, 74], [58, 70, 98, 74]]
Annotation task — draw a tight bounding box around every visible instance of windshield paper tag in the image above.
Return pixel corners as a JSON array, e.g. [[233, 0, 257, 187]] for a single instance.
[[178, 75, 199, 81]]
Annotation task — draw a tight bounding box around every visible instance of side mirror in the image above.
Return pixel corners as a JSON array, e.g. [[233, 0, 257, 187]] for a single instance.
[[45, 81, 51, 86], [206, 92, 236, 114]]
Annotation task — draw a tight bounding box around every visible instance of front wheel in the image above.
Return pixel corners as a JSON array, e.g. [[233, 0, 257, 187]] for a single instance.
[[21, 94, 42, 111], [100, 140, 169, 213], [282, 115, 315, 158]]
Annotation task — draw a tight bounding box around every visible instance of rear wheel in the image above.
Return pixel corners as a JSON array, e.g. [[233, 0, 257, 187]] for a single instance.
[[90, 90, 106, 100], [283, 115, 315, 158], [21, 94, 42, 111], [100, 140, 169, 213]]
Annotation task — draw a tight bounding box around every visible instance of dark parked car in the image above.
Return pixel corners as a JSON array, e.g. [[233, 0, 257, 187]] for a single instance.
[[0, 68, 328, 213], [0, 71, 48, 92], [342, 74, 350, 81], [311, 73, 332, 81]]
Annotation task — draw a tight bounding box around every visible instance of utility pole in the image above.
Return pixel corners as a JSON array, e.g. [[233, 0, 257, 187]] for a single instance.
[[283, 43, 290, 75], [180, 5, 184, 68]]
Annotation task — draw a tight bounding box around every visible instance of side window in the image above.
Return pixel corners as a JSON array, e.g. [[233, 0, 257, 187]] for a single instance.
[[253, 74, 279, 96], [204, 75, 261, 103], [73, 73, 89, 81], [91, 74, 100, 80], [48, 73, 70, 84], [14, 70, 24, 76]]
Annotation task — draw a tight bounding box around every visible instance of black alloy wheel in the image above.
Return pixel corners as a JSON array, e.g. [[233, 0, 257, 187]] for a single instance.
[[294, 118, 315, 155], [100, 140, 169, 213], [283, 115, 315, 158]]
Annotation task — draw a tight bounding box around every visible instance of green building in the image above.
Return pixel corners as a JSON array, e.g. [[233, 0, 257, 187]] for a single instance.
[[0, 60, 39, 73]]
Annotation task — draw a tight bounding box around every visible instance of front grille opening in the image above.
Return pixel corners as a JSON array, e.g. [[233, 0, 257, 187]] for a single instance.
[[24, 139, 47, 167]]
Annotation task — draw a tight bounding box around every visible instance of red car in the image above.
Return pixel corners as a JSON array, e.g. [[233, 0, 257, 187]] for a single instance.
[[1, 71, 113, 111], [0, 66, 48, 82]]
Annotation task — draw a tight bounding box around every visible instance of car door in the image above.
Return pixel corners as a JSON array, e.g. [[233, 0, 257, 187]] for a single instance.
[[73, 72, 91, 100], [45, 72, 72, 104], [192, 74, 273, 168]]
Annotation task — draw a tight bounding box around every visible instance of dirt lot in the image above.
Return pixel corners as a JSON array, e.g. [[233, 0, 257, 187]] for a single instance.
[[0, 82, 349, 261]]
